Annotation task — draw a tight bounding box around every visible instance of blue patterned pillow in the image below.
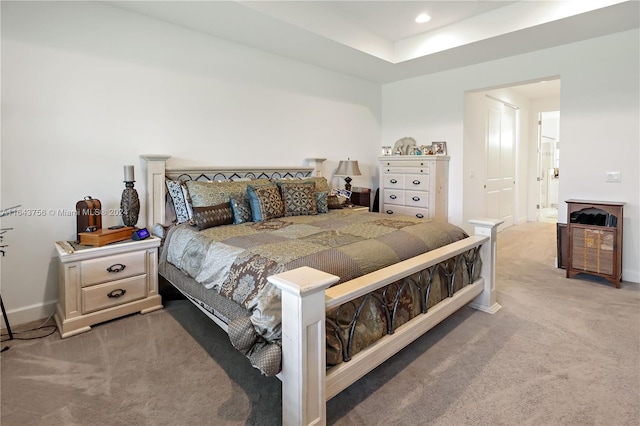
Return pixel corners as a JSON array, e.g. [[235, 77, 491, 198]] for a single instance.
[[229, 195, 252, 224], [315, 191, 328, 214], [247, 184, 284, 222]]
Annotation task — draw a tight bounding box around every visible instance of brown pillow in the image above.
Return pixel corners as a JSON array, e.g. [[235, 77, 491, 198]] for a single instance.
[[247, 184, 285, 222], [327, 195, 343, 209], [192, 202, 234, 230]]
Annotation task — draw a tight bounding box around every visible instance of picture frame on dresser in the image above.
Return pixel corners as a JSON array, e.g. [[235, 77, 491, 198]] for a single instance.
[[433, 141, 447, 155]]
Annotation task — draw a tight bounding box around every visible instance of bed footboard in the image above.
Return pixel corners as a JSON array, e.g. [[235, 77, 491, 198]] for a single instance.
[[268, 218, 502, 426]]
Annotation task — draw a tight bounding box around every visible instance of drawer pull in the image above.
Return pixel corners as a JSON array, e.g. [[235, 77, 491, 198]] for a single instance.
[[416, 213, 424, 219], [412, 180, 421, 185], [107, 289, 127, 299], [390, 195, 397, 200], [386, 209, 394, 214], [390, 179, 398, 184], [107, 263, 126, 273], [412, 196, 420, 201]]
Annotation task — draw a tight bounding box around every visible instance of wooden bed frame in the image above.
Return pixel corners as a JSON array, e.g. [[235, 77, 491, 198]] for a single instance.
[[141, 155, 502, 426]]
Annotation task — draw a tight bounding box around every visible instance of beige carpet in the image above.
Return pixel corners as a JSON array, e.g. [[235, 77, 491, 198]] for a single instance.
[[2, 222, 639, 425]]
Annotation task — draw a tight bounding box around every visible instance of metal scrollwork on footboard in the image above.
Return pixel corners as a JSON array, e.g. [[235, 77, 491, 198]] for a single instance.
[[326, 248, 482, 365]]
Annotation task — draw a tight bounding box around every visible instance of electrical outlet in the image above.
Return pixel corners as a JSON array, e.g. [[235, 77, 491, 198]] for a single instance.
[[606, 171, 621, 183]]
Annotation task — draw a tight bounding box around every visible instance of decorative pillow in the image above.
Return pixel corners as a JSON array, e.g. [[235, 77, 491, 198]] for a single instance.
[[192, 202, 234, 231], [166, 180, 193, 224], [186, 179, 271, 208], [229, 195, 252, 224], [316, 191, 328, 214], [328, 194, 343, 209], [247, 184, 284, 222], [272, 176, 330, 194], [276, 182, 317, 216]]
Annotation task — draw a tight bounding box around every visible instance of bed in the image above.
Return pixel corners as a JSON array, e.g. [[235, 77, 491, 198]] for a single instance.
[[141, 155, 502, 426]]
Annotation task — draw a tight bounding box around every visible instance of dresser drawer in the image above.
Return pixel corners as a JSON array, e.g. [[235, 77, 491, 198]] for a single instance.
[[381, 160, 431, 169], [81, 250, 146, 287], [405, 190, 429, 208], [384, 189, 405, 205], [82, 275, 147, 314], [382, 204, 430, 220], [405, 174, 430, 191], [382, 174, 405, 189]]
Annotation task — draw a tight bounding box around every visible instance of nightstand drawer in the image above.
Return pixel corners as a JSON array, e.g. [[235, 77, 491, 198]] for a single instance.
[[81, 251, 146, 286], [82, 275, 147, 314]]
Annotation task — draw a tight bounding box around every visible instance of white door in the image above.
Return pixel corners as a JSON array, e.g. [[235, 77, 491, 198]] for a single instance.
[[485, 98, 516, 229]]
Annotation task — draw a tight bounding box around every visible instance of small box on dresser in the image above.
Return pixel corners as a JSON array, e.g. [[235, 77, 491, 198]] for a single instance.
[[378, 156, 449, 221], [54, 237, 163, 338]]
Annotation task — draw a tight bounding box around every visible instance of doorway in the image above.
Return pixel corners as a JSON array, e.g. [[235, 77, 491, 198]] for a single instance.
[[538, 111, 560, 224]]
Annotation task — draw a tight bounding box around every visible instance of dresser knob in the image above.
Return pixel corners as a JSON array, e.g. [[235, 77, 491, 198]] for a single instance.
[[390, 195, 397, 200], [107, 289, 127, 299], [412, 180, 421, 185], [390, 179, 398, 184], [386, 209, 394, 214], [412, 196, 420, 201], [416, 213, 424, 219], [107, 263, 126, 273]]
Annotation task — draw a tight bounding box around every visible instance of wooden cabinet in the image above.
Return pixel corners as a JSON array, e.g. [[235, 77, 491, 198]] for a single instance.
[[54, 237, 163, 337], [566, 199, 624, 288], [378, 156, 449, 221], [350, 189, 371, 210]]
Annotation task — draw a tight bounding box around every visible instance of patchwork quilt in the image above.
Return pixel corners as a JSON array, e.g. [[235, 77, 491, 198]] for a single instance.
[[164, 210, 473, 375]]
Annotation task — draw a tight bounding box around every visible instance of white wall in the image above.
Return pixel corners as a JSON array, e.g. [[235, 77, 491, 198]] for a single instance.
[[382, 29, 639, 283], [0, 2, 382, 325]]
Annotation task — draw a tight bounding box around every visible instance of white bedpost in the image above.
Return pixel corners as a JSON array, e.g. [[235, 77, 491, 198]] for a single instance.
[[140, 155, 170, 228], [468, 218, 503, 314], [305, 158, 327, 177], [268, 266, 339, 426]]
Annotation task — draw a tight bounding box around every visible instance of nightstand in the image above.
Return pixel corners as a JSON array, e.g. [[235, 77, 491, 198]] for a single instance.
[[54, 237, 162, 338], [350, 189, 371, 210]]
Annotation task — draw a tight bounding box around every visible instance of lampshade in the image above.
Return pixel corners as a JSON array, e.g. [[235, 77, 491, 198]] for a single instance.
[[335, 160, 362, 177]]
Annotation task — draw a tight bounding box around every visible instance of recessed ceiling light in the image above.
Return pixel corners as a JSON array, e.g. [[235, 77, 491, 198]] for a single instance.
[[415, 13, 431, 24]]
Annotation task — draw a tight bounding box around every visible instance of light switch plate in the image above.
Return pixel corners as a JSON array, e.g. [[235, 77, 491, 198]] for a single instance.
[[606, 171, 621, 182]]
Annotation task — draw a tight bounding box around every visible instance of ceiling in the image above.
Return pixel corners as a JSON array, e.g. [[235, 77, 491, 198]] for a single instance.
[[109, 1, 639, 84]]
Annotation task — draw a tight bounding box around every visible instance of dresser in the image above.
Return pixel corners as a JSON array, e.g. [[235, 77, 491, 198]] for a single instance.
[[54, 237, 163, 337], [566, 199, 624, 288], [378, 156, 449, 221]]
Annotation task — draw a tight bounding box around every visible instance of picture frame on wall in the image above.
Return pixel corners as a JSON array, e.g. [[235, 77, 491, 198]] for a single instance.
[[432, 141, 447, 155]]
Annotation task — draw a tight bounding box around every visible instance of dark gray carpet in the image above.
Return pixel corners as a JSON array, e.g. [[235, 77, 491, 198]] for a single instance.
[[2, 222, 639, 425]]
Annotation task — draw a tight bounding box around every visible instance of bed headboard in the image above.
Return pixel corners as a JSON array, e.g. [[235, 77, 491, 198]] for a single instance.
[[140, 155, 324, 227]]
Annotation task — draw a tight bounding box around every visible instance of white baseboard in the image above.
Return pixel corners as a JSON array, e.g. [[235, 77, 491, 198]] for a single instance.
[[0, 299, 57, 329]]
